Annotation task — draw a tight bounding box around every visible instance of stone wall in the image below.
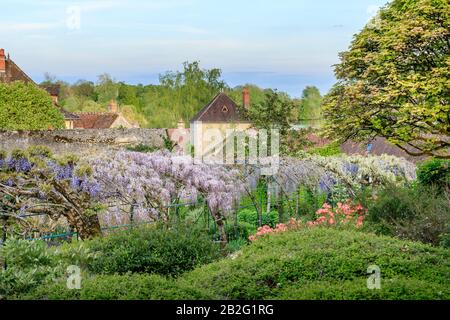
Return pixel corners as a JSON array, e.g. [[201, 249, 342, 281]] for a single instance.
[[0, 129, 167, 156]]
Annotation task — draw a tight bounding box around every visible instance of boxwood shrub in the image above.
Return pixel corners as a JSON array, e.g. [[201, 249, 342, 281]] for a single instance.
[[17, 227, 450, 300], [179, 228, 449, 300], [86, 223, 222, 277], [23, 274, 213, 300]]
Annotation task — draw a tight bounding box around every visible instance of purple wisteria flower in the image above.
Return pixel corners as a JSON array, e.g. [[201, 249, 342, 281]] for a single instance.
[[7, 157, 32, 173]]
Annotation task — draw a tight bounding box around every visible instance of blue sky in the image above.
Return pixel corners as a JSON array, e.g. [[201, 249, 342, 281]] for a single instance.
[[0, 0, 388, 97]]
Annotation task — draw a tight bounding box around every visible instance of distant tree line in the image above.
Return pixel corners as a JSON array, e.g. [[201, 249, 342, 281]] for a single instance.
[[41, 61, 323, 128]]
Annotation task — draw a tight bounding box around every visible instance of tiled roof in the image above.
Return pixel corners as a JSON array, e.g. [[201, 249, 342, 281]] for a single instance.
[[190, 92, 248, 123], [341, 137, 428, 162], [41, 84, 61, 96], [59, 107, 80, 120], [0, 57, 34, 84], [73, 113, 119, 129], [0, 53, 76, 122], [300, 133, 430, 162]]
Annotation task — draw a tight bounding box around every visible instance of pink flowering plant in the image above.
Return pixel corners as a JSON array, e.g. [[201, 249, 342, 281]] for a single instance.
[[248, 218, 302, 242], [307, 200, 367, 228], [249, 200, 367, 242]]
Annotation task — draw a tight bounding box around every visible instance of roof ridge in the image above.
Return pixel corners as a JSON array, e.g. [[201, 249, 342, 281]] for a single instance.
[[191, 92, 237, 123], [75, 111, 116, 115]]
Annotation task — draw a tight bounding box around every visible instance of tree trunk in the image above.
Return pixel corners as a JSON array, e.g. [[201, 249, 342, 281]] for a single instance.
[[211, 210, 228, 249], [66, 210, 102, 240]]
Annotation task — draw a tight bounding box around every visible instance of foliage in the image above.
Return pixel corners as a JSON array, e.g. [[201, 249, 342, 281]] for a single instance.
[[322, 0, 450, 158], [23, 273, 213, 300], [45, 61, 302, 128], [163, 135, 177, 152], [17, 227, 450, 300], [86, 223, 222, 277], [180, 228, 449, 300], [364, 185, 450, 246], [416, 158, 449, 191], [307, 142, 342, 157], [0, 82, 64, 130], [228, 84, 272, 110], [297, 86, 323, 122], [0, 238, 62, 298], [243, 89, 296, 141], [125, 144, 159, 153], [237, 208, 279, 228], [95, 73, 119, 104]]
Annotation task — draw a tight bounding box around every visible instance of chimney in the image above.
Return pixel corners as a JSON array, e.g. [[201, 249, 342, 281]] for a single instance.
[[177, 119, 185, 130], [109, 99, 118, 113], [0, 49, 6, 73], [51, 95, 58, 104], [243, 87, 250, 109]]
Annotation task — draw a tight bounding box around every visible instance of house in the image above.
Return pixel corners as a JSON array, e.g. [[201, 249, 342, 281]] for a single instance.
[[40, 84, 80, 129], [190, 89, 252, 158], [73, 100, 139, 129], [167, 119, 190, 154], [0, 48, 79, 128]]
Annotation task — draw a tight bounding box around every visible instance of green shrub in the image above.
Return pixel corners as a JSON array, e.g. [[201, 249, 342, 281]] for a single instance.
[[440, 226, 450, 248], [126, 144, 159, 153], [417, 158, 449, 191], [0, 82, 64, 130], [275, 278, 449, 300], [365, 185, 450, 246], [307, 142, 342, 157], [17, 228, 450, 300], [296, 187, 327, 219], [224, 221, 254, 242], [237, 209, 279, 228], [0, 239, 63, 298], [87, 223, 222, 277], [23, 273, 213, 300], [179, 228, 449, 300]]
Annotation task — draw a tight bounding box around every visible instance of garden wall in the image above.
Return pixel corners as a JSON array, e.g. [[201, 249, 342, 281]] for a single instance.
[[0, 129, 167, 156]]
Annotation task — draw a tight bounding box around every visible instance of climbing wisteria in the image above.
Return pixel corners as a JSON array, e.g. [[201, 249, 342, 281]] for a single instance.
[[0, 147, 102, 239], [89, 150, 244, 245], [1, 146, 418, 244]]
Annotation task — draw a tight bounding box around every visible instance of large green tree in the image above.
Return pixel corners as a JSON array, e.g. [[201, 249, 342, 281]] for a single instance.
[[322, 0, 449, 158], [95, 73, 119, 104], [0, 82, 64, 130], [298, 86, 323, 121]]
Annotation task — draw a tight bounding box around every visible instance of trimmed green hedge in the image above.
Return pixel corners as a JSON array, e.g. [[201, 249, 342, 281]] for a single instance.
[[24, 228, 449, 300], [86, 224, 222, 276], [22, 274, 213, 300], [178, 228, 449, 300]]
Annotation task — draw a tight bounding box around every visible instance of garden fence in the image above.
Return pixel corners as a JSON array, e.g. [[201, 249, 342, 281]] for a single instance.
[[0, 170, 333, 246]]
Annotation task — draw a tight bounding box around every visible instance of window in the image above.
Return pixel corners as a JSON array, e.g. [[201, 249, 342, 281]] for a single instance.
[[222, 105, 229, 113]]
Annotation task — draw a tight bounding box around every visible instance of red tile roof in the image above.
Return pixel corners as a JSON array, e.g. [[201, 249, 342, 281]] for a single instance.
[[0, 57, 34, 84], [73, 113, 119, 129], [0, 50, 75, 122]]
